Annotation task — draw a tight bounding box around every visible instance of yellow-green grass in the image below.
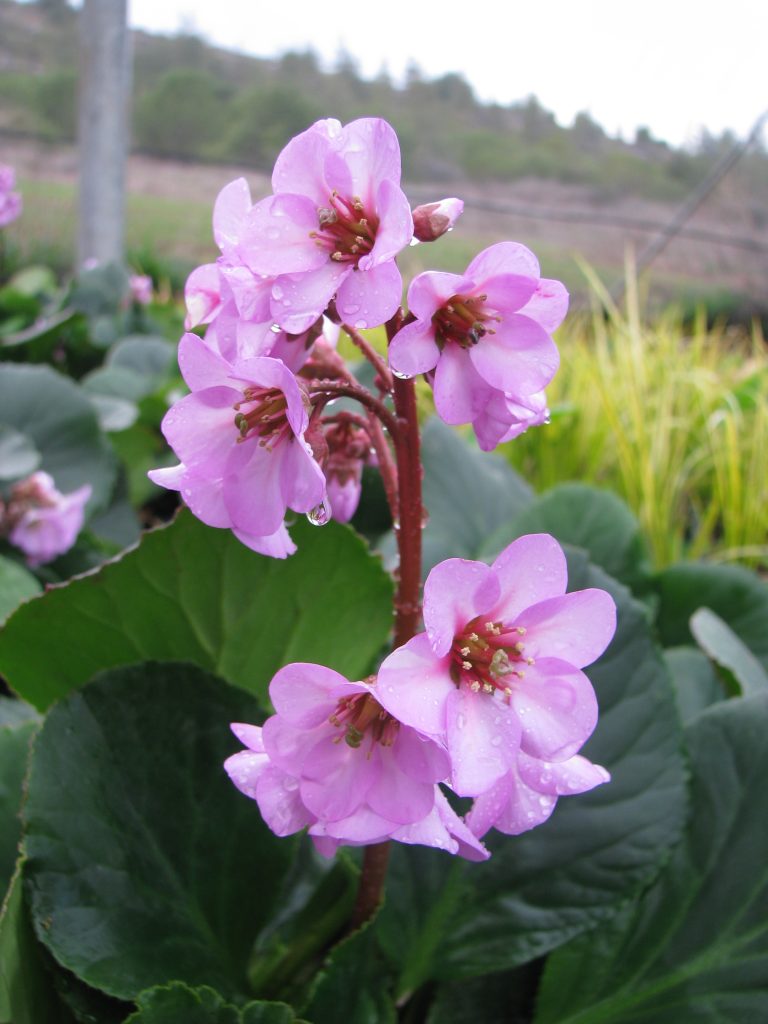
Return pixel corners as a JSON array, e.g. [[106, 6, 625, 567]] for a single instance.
[[505, 266, 768, 569]]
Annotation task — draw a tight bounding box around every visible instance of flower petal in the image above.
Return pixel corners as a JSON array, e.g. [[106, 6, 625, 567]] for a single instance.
[[433, 343, 493, 425], [489, 534, 568, 622], [361, 178, 412, 267], [514, 589, 617, 668], [376, 634, 454, 737], [520, 278, 569, 333], [517, 751, 610, 795], [270, 662, 359, 728], [367, 747, 436, 824], [446, 687, 520, 797], [407, 271, 473, 320], [335, 258, 402, 330], [467, 241, 540, 281], [213, 177, 251, 258], [423, 557, 500, 657], [255, 764, 314, 836], [388, 320, 441, 377], [300, 735, 378, 821], [242, 193, 326, 276], [469, 314, 559, 396], [511, 658, 598, 762], [177, 332, 234, 392], [271, 262, 349, 334]]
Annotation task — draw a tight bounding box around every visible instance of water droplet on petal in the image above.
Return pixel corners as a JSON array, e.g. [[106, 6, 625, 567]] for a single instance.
[[456, 713, 466, 730], [391, 367, 411, 380], [490, 735, 502, 747], [266, 227, 280, 240], [354, 318, 368, 329], [272, 284, 284, 300], [346, 303, 360, 315], [307, 498, 332, 526], [283, 776, 299, 791]]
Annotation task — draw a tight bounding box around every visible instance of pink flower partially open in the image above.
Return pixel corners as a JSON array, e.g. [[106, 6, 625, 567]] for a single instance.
[[377, 534, 616, 798], [241, 118, 413, 334], [224, 663, 489, 859], [388, 243, 567, 449], [0, 164, 22, 228], [4, 471, 91, 566], [149, 333, 326, 546]]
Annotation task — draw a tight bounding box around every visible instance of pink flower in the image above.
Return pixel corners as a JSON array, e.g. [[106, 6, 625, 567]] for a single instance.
[[0, 164, 22, 228], [185, 178, 273, 330], [323, 420, 372, 523], [224, 663, 488, 860], [376, 534, 616, 798], [411, 197, 463, 242], [4, 471, 91, 566], [388, 243, 566, 447], [472, 389, 550, 452], [149, 332, 326, 546], [241, 118, 413, 334], [128, 273, 153, 306], [466, 750, 610, 838]]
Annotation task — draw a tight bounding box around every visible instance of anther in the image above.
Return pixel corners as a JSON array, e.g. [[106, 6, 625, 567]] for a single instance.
[[460, 646, 471, 657], [470, 680, 481, 692], [516, 627, 527, 636], [482, 682, 494, 694], [462, 660, 472, 670]]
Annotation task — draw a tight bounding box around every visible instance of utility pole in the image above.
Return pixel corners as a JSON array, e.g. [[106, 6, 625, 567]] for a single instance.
[[77, 0, 132, 268]]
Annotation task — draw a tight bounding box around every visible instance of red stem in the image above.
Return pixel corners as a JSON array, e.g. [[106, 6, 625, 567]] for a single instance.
[[348, 311, 423, 931], [342, 323, 394, 394], [309, 380, 400, 441]]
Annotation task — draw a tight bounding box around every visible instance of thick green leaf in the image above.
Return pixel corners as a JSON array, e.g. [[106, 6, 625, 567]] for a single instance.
[[426, 962, 541, 1024], [302, 921, 396, 1024], [125, 982, 301, 1023], [0, 364, 117, 511], [0, 555, 40, 624], [23, 662, 297, 1001], [0, 719, 37, 895], [690, 606, 768, 696], [0, 863, 74, 1024], [0, 511, 394, 711], [377, 558, 687, 985], [479, 483, 652, 595], [107, 335, 176, 383], [0, 425, 40, 482], [653, 562, 768, 670], [0, 697, 38, 727], [664, 646, 724, 724], [380, 418, 533, 575], [534, 694, 768, 1024]]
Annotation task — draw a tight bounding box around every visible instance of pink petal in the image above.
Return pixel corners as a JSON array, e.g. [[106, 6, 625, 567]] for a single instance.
[[335, 259, 402, 330], [388, 320, 440, 378], [177, 332, 234, 392], [269, 663, 357, 728], [318, 805, 395, 843], [148, 463, 185, 491], [161, 388, 238, 473], [223, 441, 288, 537], [407, 271, 472, 320], [185, 263, 221, 328], [367, 747, 436, 824], [272, 120, 334, 202], [517, 752, 610, 795], [433, 789, 490, 861], [511, 658, 598, 761], [271, 262, 349, 334], [279, 439, 326, 514], [423, 557, 500, 657], [234, 523, 297, 559], [230, 355, 308, 435], [490, 534, 568, 622], [219, 264, 272, 323], [338, 117, 402, 204], [223, 749, 268, 800], [433, 343, 493, 425], [262, 715, 321, 776], [360, 178, 412, 268], [469, 315, 560, 396], [468, 765, 557, 837], [478, 273, 538, 315], [255, 764, 314, 836], [180, 472, 230, 528], [446, 688, 520, 797], [230, 722, 265, 752], [300, 735, 378, 820], [213, 177, 251, 258], [467, 241, 540, 281], [393, 726, 451, 784], [520, 278, 569, 333], [514, 589, 617, 668], [376, 634, 453, 737], [242, 194, 326, 277]]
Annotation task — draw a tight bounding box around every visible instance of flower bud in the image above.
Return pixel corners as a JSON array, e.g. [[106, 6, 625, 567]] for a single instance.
[[411, 198, 464, 242]]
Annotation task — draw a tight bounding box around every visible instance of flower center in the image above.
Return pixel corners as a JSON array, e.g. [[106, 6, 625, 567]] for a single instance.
[[450, 618, 534, 697], [329, 691, 400, 749], [432, 293, 501, 350], [233, 386, 291, 448], [310, 191, 379, 266]]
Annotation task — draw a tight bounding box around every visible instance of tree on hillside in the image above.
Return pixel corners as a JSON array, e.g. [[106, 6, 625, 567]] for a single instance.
[[133, 68, 230, 159]]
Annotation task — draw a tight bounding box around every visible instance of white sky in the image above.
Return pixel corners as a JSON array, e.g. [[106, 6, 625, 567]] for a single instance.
[[123, 0, 766, 148]]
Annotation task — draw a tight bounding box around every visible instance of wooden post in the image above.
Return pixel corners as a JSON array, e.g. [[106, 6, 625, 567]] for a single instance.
[[77, 0, 132, 269]]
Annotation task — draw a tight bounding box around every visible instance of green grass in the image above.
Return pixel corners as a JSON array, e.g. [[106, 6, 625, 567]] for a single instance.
[[505, 266, 768, 569]]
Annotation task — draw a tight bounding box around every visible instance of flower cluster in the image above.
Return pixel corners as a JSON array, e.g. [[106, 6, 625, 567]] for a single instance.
[[0, 164, 22, 228], [226, 534, 615, 856], [151, 116, 567, 557], [0, 471, 91, 566]]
